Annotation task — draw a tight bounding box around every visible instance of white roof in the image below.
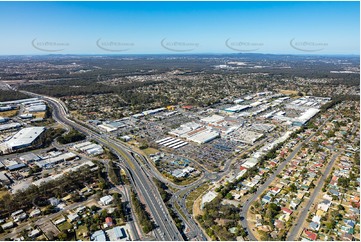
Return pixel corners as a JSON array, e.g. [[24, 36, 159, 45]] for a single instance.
[[35, 152, 76, 167], [0, 98, 39, 105], [67, 213, 79, 221], [242, 158, 258, 168], [98, 124, 117, 132], [0, 172, 10, 182], [187, 129, 219, 144], [79, 143, 99, 151], [6, 127, 45, 149], [27, 104, 46, 112], [100, 195, 113, 203], [201, 114, 225, 124], [296, 108, 320, 124], [250, 101, 262, 107], [225, 105, 250, 112], [169, 126, 192, 137], [234, 98, 244, 104], [73, 141, 92, 150], [0, 122, 21, 131], [86, 146, 104, 155], [201, 191, 217, 209]]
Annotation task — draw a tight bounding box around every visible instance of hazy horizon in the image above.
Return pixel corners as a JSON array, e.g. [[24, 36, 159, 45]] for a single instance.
[[0, 1, 359, 55]]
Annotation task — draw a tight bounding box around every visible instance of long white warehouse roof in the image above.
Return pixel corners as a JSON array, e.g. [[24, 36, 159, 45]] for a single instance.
[[201, 114, 225, 124], [187, 130, 219, 144], [296, 108, 320, 124], [5, 127, 45, 149]]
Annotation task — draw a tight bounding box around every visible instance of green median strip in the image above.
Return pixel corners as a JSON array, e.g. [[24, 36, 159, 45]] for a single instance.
[[174, 202, 187, 221], [99, 137, 135, 170]]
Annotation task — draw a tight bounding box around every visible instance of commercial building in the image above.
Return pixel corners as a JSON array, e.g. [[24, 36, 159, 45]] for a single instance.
[[142, 107, 166, 115], [201, 191, 217, 209], [234, 98, 244, 104], [35, 152, 77, 168], [28, 229, 41, 238], [171, 166, 195, 178], [54, 217, 66, 225], [0, 172, 11, 185], [233, 129, 264, 145], [1, 159, 26, 171], [67, 213, 79, 222], [0, 98, 39, 106], [293, 108, 320, 126], [32, 160, 95, 187], [187, 129, 220, 144], [107, 226, 129, 241], [85, 145, 104, 156], [26, 104, 47, 112], [201, 114, 225, 124], [98, 123, 118, 132], [0, 122, 21, 131], [120, 135, 131, 142], [19, 114, 33, 119], [0, 117, 8, 123], [3, 127, 45, 151], [91, 230, 106, 241], [169, 122, 201, 137], [98, 121, 125, 132], [250, 123, 276, 133], [241, 158, 259, 169], [19, 153, 41, 163], [0, 106, 13, 112], [1, 221, 14, 230], [29, 209, 41, 217], [100, 195, 113, 206], [224, 105, 251, 113], [73, 141, 92, 150], [74, 142, 104, 156]]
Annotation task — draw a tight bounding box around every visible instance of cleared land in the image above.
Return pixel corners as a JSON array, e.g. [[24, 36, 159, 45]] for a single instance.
[[0, 110, 18, 117], [186, 183, 210, 214]]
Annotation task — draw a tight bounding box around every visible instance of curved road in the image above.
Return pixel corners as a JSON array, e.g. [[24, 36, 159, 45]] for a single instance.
[[22, 91, 183, 241]]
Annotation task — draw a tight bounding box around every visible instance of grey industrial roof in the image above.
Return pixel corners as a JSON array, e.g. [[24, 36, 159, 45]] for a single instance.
[[6, 127, 45, 149]]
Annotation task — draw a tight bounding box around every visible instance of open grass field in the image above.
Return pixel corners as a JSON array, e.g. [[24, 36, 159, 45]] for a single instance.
[[279, 89, 299, 95], [57, 221, 73, 232], [185, 183, 210, 214], [32, 111, 46, 118], [0, 189, 9, 199], [142, 147, 159, 156], [0, 109, 18, 117], [278, 89, 305, 97]]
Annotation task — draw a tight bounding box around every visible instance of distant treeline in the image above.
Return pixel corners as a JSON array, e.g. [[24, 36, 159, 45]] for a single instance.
[[21, 79, 160, 96], [20, 79, 170, 107], [0, 90, 29, 102], [321, 94, 360, 111]]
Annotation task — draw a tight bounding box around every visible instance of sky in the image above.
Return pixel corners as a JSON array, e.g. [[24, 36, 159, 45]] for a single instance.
[[0, 1, 359, 55]]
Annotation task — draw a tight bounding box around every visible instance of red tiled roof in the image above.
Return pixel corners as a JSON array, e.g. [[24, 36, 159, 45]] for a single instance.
[[304, 229, 317, 241], [271, 187, 280, 192], [331, 176, 338, 181], [281, 207, 293, 214]]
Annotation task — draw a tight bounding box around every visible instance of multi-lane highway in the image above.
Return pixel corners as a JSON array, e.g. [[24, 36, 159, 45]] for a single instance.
[[22, 91, 183, 241]]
